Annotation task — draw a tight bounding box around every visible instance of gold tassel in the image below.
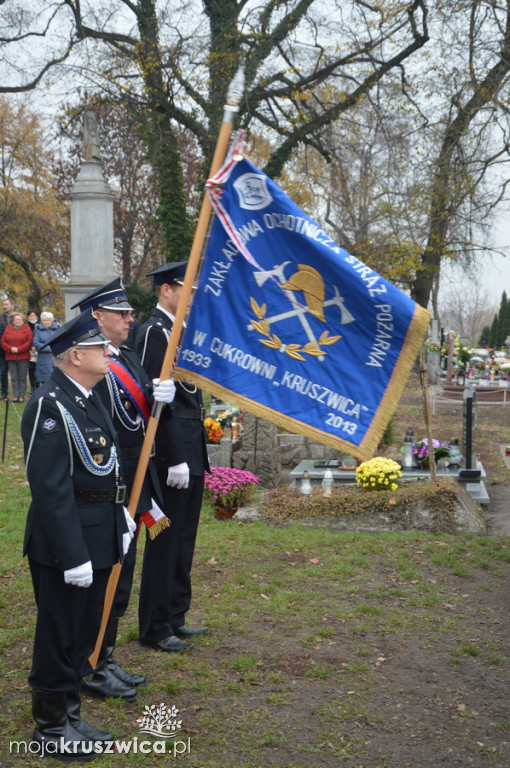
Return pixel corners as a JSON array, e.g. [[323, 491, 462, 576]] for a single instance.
[[148, 516, 171, 540]]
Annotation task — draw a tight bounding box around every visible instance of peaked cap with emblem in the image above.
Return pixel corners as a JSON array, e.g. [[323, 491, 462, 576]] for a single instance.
[[71, 277, 133, 313], [146, 261, 198, 288], [40, 308, 110, 356]]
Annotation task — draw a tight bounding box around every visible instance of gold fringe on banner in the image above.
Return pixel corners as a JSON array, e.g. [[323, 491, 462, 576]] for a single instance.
[[147, 516, 170, 540], [175, 304, 430, 462]]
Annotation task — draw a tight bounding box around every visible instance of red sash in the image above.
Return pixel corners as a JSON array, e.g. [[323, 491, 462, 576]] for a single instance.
[[109, 359, 151, 424]]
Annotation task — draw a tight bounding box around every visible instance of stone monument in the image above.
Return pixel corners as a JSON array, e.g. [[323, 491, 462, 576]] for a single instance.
[[232, 413, 280, 488], [62, 108, 116, 319]]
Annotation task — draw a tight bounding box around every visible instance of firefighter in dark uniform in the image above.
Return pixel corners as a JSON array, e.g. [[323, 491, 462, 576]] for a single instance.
[[71, 278, 176, 699], [21, 310, 134, 761], [136, 262, 209, 652]]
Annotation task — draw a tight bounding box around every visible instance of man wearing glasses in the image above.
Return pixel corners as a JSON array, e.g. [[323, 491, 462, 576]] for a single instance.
[[21, 309, 134, 759], [71, 278, 176, 701]]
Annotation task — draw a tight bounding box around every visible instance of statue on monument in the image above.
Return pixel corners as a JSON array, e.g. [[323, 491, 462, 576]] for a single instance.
[[82, 108, 101, 161]]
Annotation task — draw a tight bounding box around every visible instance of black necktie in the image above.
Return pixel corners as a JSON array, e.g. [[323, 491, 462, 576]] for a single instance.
[[88, 391, 101, 413]]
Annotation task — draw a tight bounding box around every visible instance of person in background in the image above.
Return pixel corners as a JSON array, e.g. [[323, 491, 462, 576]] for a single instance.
[[21, 309, 133, 761], [33, 312, 61, 387], [0, 297, 16, 399], [0, 311, 33, 402], [27, 311, 39, 395], [136, 261, 209, 653]]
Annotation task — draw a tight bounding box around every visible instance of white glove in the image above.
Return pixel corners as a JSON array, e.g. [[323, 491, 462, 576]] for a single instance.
[[152, 378, 176, 404], [122, 506, 136, 555], [166, 462, 190, 489], [64, 561, 93, 588], [123, 506, 137, 534]]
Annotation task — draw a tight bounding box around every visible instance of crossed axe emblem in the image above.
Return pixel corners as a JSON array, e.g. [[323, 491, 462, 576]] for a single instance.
[[247, 261, 355, 361]]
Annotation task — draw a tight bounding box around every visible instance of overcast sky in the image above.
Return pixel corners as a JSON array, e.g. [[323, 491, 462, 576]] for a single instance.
[[438, 210, 510, 311]]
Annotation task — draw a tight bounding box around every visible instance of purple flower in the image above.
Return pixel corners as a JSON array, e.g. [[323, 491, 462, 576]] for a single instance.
[[204, 467, 260, 508]]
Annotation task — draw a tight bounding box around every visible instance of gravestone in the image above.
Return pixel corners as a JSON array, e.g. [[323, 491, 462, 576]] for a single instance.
[[427, 319, 441, 384], [457, 388, 489, 503], [460, 388, 480, 478]]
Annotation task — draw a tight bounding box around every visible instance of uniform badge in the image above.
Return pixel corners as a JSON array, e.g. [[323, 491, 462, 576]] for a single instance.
[[124, 400, 131, 409], [42, 418, 57, 432], [93, 454, 104, 464], [99, 436, 107, 446]]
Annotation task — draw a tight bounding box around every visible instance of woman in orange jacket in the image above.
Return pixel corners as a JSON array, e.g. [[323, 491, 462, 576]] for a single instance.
[[0, 312, 33, 401]]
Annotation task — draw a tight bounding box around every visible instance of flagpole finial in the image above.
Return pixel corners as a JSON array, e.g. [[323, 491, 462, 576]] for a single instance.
[[223, 65, 245, 122]]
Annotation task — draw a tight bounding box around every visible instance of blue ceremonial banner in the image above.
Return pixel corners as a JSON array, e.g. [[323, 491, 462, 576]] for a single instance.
[[175, 147, 430, 459]]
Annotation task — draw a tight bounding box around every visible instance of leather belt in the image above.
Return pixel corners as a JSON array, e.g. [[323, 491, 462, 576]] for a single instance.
[[75, 486, 127, 504], [175, 407, 206, 420]]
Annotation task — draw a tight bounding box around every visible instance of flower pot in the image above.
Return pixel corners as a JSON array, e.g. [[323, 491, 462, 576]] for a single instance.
[[214, 506, 238, 520]]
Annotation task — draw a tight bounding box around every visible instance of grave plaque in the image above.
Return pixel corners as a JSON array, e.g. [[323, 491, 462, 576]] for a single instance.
[[459, 388, 481, 479]]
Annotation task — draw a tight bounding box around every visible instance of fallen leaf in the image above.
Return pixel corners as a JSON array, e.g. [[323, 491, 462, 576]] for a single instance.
[[309, 557, 320, 564], [206, 557, 217, 565], [260, 593, 270, 600]]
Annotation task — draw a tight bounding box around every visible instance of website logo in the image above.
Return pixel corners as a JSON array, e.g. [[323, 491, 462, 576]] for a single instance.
[[137, 703, 182, 739]]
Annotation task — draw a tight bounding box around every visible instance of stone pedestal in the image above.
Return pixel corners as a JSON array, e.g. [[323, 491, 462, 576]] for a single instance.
[[62, 159, 116, 319]]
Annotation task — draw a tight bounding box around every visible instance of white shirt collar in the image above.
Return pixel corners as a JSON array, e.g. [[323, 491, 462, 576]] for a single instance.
[[156, 303, 175, 323], [63, 372, 93, 398]]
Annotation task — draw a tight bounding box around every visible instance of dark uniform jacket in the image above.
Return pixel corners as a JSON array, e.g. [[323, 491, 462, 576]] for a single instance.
[[94, 344, 161, 514], [135, 308, 209, 477], [21, 367, 127, 571]]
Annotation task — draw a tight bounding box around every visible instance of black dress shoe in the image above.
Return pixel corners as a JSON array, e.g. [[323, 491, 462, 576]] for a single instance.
[[174, 625, 209, 638], [81, 666, 138, 702], [140, 635, 194, 652], [106, 657, 146, 687]]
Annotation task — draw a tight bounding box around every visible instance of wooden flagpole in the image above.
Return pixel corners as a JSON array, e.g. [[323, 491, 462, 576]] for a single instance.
[[419, 348, 437, 482], [90, 67, 245, 667]]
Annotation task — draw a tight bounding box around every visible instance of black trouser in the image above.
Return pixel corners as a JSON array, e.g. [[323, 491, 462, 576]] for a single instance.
[[28, 560, 111, 691], [28, 361, 36, 392], [138, 472, 204, 643], [111, 459, 153, 619]]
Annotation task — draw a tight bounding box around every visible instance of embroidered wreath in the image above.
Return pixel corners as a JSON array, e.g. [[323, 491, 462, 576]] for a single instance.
[[249, 297, 341, 360]]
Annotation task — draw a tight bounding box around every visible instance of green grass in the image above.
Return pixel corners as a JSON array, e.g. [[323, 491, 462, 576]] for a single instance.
[[0, 403, 509, 767]]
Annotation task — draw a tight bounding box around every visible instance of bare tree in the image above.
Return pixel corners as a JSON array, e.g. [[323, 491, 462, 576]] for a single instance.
[[282, 2, 510, 311], [439, 280, 497, 344], [411, 0, 510, 308], [0, 1, 429, 258]]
